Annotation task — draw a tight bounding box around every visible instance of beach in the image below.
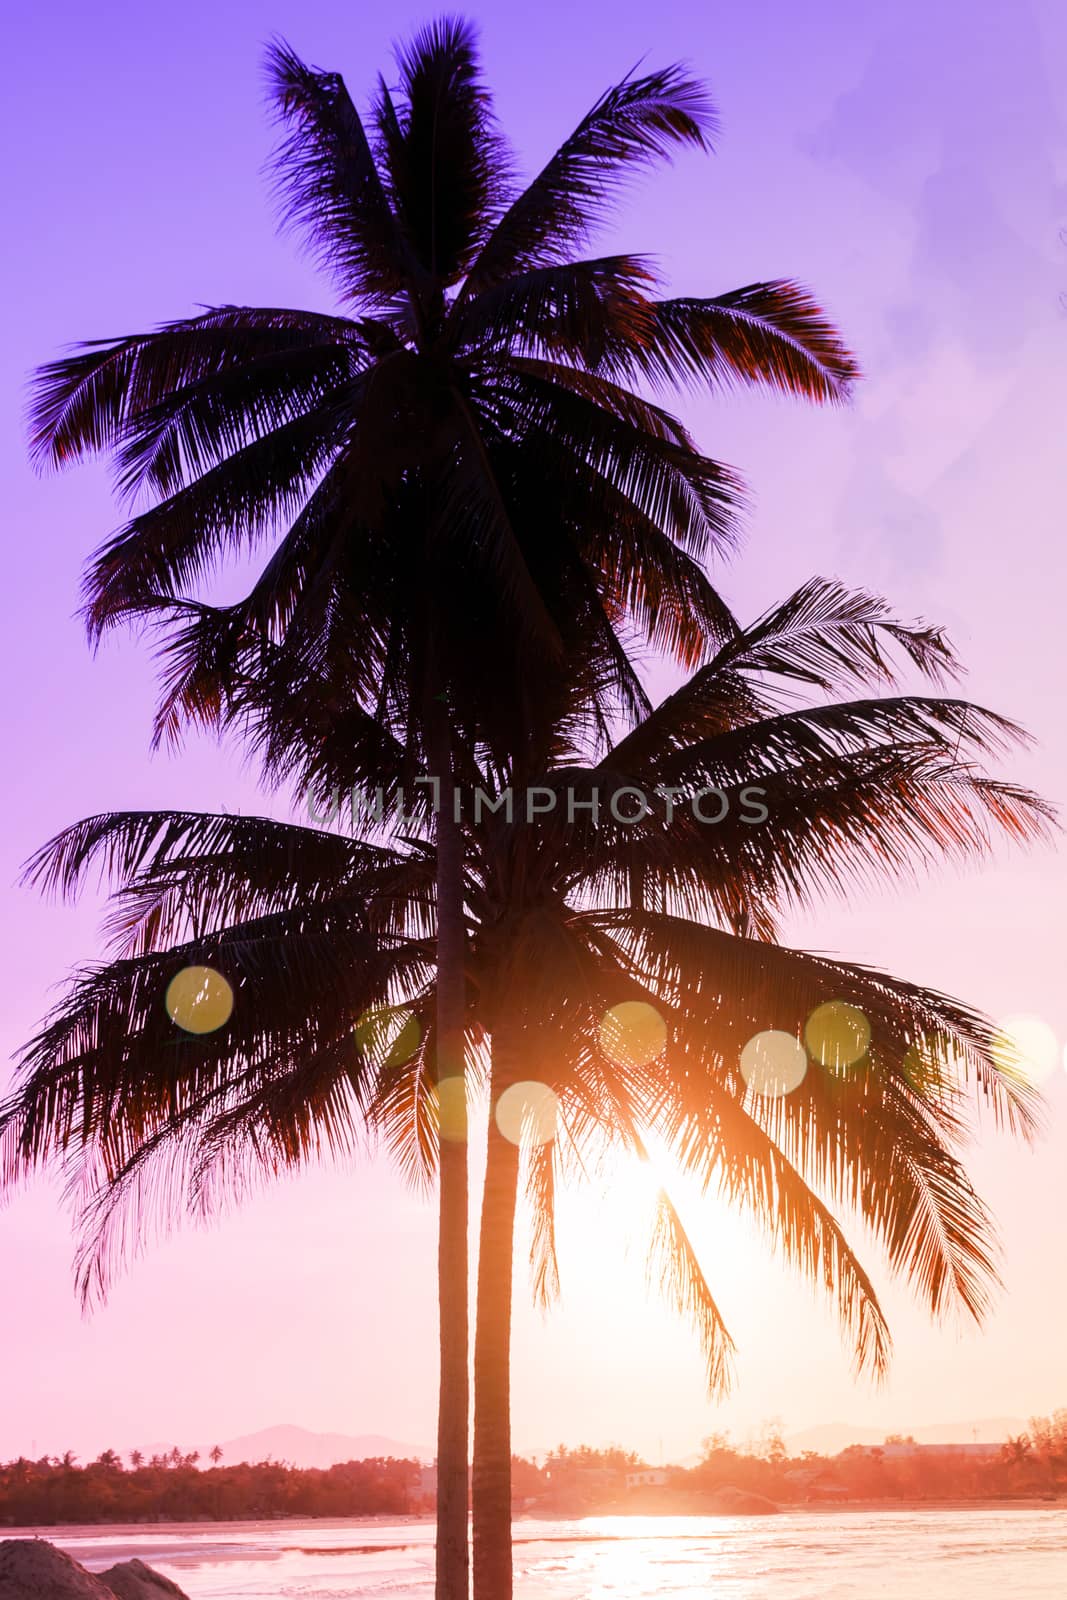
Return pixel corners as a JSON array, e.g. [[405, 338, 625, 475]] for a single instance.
[[7, 1508, 1063, 1598]]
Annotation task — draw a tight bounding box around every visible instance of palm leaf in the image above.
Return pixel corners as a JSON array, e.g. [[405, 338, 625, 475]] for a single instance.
[[605, 283, 860, 403], [374, 17, 511, 285], [265, 39, 414, 307], [466, 65, 716, 287]]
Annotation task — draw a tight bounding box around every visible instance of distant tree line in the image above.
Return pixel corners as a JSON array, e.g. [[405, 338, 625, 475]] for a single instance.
[[2, 1413, 1065, 1526], [0, 1452, 419, 1524]]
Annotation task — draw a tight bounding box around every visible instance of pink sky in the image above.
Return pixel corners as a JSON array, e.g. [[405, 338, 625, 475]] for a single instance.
[[2, 0, 1066, 1465]]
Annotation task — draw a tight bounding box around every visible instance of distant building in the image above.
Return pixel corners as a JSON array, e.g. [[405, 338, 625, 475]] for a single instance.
[[875, 1443, 999, 1461], [805, 1476, 850, 1501], [625, 1468, 669, 1489]]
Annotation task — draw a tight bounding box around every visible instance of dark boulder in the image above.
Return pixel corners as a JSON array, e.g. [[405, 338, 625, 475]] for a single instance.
[[0, 1541, 190, 1600]]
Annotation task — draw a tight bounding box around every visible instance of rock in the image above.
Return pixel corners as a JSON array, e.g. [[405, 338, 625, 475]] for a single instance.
[[0, 1540, 114, 1599], [97, 1560, 189, 1600], [0, 1542, 190, 1600]]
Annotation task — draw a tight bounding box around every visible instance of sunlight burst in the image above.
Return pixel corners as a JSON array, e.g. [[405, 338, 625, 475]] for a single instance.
[[992, 1014, 1059, 1085]]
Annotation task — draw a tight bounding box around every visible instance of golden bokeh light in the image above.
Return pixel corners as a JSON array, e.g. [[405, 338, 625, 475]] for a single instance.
[[434, 1075, 469, 1143], [805, 1001, 870, 1073], [354, 1006, 421, 1068], [739, 1030, 808, 1097], [992, 1014, 1059, 1085], [598, 1001, 667, 1068], [165, 965, 234, 1034], [495, 1080, 559, 1147]]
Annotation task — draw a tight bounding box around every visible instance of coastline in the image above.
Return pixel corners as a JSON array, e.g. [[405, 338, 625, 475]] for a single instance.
[[4, 1497, 1064, 1542]]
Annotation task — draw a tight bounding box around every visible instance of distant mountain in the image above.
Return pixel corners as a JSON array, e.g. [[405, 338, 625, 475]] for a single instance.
[[215, 1424, 432, 1467], [786, 1417, 1024, 1456]]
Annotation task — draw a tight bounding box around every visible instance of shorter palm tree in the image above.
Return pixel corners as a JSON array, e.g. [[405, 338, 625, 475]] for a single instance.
[[1, 582, 1051, 1598]]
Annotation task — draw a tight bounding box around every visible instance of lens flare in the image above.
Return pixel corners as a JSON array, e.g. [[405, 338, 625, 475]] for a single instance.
[[165, 966, 233, 1034], [805, 1001, 870, 1073], [739, 1030, 808, 1097], [599, 1002, 667, 1067], [354, 1007, 421, 1068], [434, 1076, 468, 1142], [495, 1081, 558, 1147], [992, 1014, 1058, 1085]]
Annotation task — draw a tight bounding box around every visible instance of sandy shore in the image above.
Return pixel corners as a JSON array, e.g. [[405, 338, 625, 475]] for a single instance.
[[3, 1498, 1063, 1544]]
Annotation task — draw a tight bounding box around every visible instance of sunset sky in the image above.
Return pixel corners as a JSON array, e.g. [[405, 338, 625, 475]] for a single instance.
[[2, 0, 1066, 1467]]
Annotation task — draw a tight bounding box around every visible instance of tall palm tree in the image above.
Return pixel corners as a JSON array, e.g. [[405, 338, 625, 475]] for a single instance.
[[228, 576, 1052, 1594], [2, 583, 1050, 1595], [27, 23, 858, 1591]]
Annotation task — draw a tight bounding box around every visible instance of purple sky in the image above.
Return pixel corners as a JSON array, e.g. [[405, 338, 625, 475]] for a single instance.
[[2, 0, 1067, 1464]]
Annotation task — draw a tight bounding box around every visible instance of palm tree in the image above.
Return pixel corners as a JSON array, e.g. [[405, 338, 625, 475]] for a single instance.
[[209, 1445, 224, 1466], [2, 583, 1050, 1595], [26, 24, 858, 1592], [128, 1450, 144, 1470], [1002, 1434, 1033, 1470]]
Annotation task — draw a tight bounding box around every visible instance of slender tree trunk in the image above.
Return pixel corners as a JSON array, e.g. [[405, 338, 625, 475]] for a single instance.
[[432, 717, 470, 1600], [472, 1037, 521, 1600]]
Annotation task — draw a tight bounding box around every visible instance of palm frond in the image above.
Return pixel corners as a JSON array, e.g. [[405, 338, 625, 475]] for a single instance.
[[21, 808, 365, 903], [28, 306, 363, 473], [720, 577, 958, 690], [594, 909, 1041, 1139], [646, 1184, 736, 1396], [467, 64, 716, 287], [454, 256, 657, 363], [375, 17, 512, 285], [526, 1137, 561, 1310], [647, 1087, 893, 1377], [265, 39, 414, 307], [605, 283, 860, 403], [81, 409, 347, 639]]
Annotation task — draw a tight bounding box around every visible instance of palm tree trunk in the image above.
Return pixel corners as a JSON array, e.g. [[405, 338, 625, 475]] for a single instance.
[[472, 1039, 521, 1600], [432, 715, 470, 1600]]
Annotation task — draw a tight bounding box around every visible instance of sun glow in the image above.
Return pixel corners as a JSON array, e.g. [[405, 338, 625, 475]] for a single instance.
[[548, 1133, 760, 1340], [992, 1014, 1059, 1085], [582, 1137, 722, 1264]]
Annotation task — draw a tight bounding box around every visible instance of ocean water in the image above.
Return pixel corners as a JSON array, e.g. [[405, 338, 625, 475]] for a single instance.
[[35, 1509, 1067, 1598]]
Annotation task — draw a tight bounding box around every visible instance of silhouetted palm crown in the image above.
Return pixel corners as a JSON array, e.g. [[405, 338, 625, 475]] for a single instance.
[[29, 22, 857, 761]]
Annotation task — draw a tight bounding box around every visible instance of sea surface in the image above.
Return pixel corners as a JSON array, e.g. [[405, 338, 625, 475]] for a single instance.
[[30, 1509, 1067, 1597]]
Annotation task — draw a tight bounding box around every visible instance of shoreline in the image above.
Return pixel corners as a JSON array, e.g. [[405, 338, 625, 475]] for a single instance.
[[3, 1497, 1064, 1540]]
